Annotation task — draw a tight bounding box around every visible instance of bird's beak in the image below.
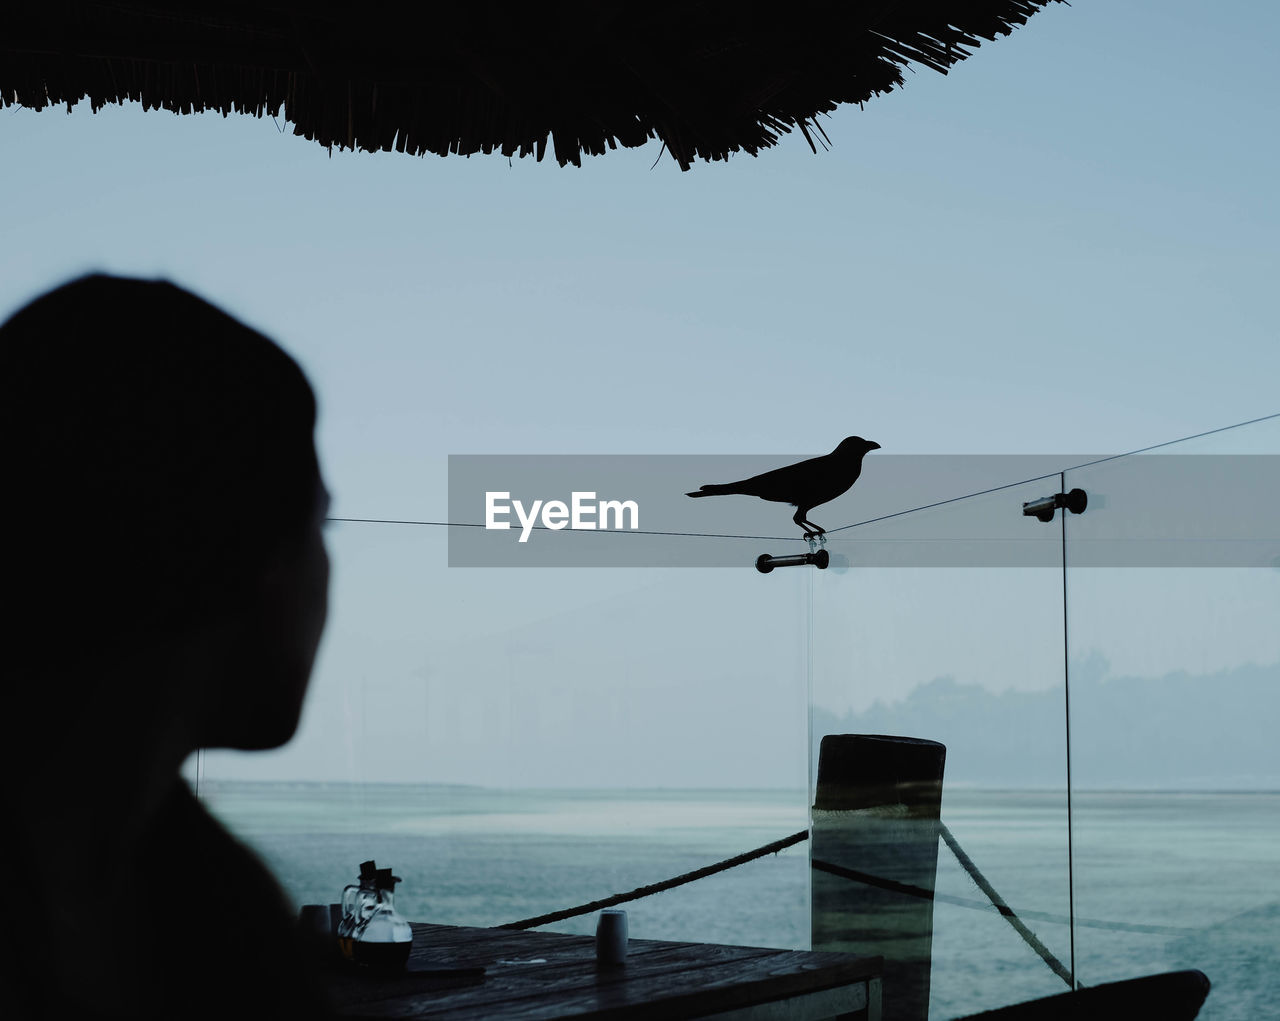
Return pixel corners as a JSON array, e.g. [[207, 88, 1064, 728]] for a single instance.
[[868, 441, 881, 451]]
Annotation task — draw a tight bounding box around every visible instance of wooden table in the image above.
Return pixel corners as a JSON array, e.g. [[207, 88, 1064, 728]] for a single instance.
[[325, 922, 882, 1020]]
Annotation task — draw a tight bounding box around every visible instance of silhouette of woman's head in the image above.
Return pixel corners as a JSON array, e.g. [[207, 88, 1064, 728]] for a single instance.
[[1, 274, 329, 750]]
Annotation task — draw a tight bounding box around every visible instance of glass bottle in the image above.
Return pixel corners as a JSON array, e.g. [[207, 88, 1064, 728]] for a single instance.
[[355, 868, 413, 972], [337, 860, 379, 961]]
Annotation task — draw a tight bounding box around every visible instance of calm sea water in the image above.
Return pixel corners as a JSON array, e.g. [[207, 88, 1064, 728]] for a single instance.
[[199, 783, 1278, 1019]]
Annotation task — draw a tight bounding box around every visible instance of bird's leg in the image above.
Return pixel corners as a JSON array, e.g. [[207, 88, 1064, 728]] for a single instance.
[[795, 509, 826, 540], [802, 526, 827, 552], [797, 513, 826, 543]]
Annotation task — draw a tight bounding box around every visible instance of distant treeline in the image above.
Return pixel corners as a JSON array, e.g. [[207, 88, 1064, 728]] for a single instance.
[[811, 657, 1280, 789]]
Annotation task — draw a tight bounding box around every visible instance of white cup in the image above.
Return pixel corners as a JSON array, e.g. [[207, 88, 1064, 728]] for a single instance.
[[298, 903, 335, 936], [596, 909, 628, 965]]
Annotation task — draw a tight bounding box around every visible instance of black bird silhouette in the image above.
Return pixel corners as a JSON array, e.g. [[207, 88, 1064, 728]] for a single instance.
[[686, 436, 881, 539]]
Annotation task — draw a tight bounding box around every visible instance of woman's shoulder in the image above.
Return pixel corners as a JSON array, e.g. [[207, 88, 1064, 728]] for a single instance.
[[141, 782, 335, 1019]]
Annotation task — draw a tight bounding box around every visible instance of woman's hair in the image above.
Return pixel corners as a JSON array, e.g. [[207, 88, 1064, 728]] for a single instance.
[[1, 274, 319, 676]]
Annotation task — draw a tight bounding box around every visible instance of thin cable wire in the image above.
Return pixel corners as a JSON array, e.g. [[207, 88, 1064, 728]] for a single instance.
[[824, 473, 1064, 535], [830, 410, 1280, 536], [1061, 410, 1280, 470], [327, 516, 801, 542], [329, 412, 1280, 540], [1060, 471, 1077, 989], [328, 411, 1279, 540], [805, 569, 816, 914]]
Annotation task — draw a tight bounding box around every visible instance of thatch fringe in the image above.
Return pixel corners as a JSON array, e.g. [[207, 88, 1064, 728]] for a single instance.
[[4, 3, 1062, 170]]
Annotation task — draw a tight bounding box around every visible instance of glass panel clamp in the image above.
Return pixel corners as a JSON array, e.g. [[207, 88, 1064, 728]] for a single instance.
[[1022, 487, 1088, 523]]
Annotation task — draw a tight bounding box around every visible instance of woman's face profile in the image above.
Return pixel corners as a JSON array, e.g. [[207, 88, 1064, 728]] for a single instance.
[[284, 477, 332, 727], [267, 475, 332, 747], [210, 472, 331, 752]]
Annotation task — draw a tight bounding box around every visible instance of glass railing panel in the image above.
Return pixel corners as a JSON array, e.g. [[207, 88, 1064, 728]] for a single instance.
[[1064, 416, 1280, 1019], [196, 520, 813, 948], [811, 478, 1073, 1019]]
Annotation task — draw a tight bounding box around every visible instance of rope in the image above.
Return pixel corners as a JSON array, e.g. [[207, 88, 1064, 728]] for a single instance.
[[810, 857, 939, 901], [498, 829, 809, 930], [498, 823, 1178, 948], [812, 841, 1072, 988], [939, 823, 1073, 987], [811, 853, 1188, 937]]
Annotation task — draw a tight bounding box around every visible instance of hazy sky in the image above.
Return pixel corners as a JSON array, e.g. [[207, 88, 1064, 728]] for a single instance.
[[3, 2, 1277, 787]]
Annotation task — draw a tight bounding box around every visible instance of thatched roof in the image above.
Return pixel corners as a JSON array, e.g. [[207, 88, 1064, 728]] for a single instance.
[[4, 3, 1061, 170]]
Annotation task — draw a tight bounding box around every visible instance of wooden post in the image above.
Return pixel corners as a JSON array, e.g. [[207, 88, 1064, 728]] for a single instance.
[[811, 735, 945, 1021]]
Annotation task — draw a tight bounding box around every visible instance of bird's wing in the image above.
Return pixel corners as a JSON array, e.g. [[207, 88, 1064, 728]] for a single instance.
[[793, 470, 860, 511], [727, 454, 830, 502]]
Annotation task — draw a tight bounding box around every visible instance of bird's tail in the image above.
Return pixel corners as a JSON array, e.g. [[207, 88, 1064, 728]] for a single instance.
[[686, 483, 738, 498]]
